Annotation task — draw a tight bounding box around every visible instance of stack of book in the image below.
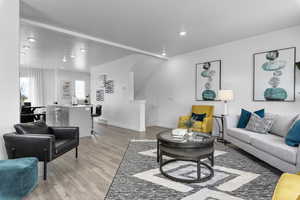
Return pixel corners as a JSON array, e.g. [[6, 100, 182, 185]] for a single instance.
[[171, 128, 187, 138]]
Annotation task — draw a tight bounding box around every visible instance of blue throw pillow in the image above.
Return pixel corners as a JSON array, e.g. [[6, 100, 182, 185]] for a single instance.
[[285, 120, 300, 147], [191, 113, 206, 121], [237, 109, 265, 128]]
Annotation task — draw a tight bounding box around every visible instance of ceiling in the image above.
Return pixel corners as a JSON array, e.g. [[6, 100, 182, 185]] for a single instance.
[[20, 23, 133, 72], [21, 0, 300, 58]]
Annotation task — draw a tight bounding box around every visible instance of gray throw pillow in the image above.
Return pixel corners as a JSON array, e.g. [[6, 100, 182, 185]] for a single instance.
[[269, 114, 299, 137], [245, 113, 274, 134]]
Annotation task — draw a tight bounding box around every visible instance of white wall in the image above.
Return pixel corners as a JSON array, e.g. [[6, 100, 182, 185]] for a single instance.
[[0, 0, 19, 159], [56, 70, 90, 105], [144, 25, 300, 128], [90, 55, 162, 131]]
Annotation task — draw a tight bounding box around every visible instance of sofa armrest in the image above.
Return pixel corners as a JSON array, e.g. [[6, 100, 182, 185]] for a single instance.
[[3, 133, 54, 161], [49, 126, 79, 140], [202, 117, 213, 133], [224, 115, 239, 129], [224, 115, 239, 138]]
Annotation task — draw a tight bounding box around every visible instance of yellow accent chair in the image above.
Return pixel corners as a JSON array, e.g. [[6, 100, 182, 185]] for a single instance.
[[272, 172, 300, 200], [178, 105, 214, 133]]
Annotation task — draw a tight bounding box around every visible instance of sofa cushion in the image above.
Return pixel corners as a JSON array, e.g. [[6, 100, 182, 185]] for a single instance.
[[269, 114, 298, 137], [227, 128, 259, 144], [251, 134, 297, 164]]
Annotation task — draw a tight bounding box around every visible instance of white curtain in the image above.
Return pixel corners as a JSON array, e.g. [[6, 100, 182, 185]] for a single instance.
[[20, 67, 45, 106]]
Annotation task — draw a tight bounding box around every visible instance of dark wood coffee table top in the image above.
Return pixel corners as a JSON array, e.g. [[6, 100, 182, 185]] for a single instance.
[[157, 130, 215, 149]]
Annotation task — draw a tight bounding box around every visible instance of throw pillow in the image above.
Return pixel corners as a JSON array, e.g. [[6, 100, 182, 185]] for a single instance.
[[191, 113, 206, 121], [269, 114, 298, 137], [285, 120, 300, 147], [237, 109, 265, 128], [245, 113, 274, 134]]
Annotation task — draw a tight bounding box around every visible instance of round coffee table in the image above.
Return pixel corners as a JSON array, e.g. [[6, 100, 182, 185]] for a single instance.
[[156, 130, 215, 183]]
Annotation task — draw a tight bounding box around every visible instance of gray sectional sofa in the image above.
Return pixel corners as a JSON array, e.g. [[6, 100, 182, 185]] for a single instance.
[[224, 114, 300, 173]]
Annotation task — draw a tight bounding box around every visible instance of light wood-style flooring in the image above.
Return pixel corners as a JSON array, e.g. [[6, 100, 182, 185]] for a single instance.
[[25, 125, 168, 200]]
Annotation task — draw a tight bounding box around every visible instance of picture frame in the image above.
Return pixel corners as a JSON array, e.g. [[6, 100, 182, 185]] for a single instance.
[[253, 47, 296, 102], [195, 60, 221, 101]]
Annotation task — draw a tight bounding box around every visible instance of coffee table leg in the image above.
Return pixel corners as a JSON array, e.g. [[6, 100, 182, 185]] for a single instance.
[[211, 152, 214, 167], [157, 140, 159, 163], [159, 151, 163, 166], [197, 160, 201, 181]]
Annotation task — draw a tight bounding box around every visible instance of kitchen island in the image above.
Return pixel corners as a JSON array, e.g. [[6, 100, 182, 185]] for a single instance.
[[46, 105, 92, 137]]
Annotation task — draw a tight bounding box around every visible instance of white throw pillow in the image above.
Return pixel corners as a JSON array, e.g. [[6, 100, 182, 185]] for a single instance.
[[246, 113, 274, 134]]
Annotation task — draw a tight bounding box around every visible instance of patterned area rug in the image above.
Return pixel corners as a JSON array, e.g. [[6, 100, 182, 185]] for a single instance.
[[105, 140, 281, 200]]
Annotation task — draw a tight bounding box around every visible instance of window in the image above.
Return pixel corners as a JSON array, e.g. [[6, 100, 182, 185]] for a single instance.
[[20, 77, 30, 103], [75, 80, 85, 100]]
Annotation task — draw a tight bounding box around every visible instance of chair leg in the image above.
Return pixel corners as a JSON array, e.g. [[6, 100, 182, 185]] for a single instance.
[[75, 147, 78, 159], [43, 149, 48, 180], [197, 160, 201, 181], [91, 117, 94, 135], [11, 148, 16, 159], [43, 160, 47, 180]]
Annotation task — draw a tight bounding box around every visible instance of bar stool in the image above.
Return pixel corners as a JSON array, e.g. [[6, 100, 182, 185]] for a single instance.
[[91, 105, 102, 135]]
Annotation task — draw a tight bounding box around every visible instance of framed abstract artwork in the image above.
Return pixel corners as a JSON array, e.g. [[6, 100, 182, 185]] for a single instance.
[[253, 47, 296, 102], [96, 89, 104, 102], [105, 80, 114, 94], [196, 60, 221, 101], [61, 81, 72, 99]]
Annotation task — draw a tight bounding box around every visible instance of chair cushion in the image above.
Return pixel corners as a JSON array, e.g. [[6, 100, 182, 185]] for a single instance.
[[55, 139, 77, 155], [0, 158, 38, 199], [269, 114, 298, 137], [272, 173, 300, 200], [285, 120, 300, 147], [251, 134, 297, 164], [226, 128, 258, 144], [192, 121, 204, 132], [14, 121, 49, 135], [237, 109, 265, 128]]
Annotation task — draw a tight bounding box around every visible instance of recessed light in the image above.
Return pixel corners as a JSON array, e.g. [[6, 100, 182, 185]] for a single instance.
[[27, 36, 36, 43], [162, 52, 167, 56], [70, 54, 76, 59], [80, 48, 87, 53], [23, 45, 30, 50], [62, 56, 67, 63], [179, 31, 187, 36]]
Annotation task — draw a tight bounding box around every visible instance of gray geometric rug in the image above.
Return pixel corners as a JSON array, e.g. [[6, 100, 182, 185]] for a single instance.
[[105, 140, 281, 200]]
